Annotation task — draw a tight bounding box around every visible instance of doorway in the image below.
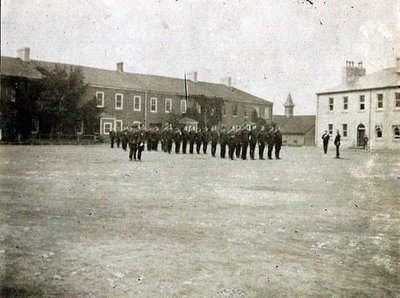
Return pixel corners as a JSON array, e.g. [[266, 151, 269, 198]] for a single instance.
[[357, 124, 365, 147]]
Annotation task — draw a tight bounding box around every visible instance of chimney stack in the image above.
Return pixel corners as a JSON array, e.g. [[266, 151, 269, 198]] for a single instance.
[[342, 60, 366, 84], [186, 71, 198, 82], [220, 76, 232, 87], [17, 47, 30, 62], [116, 62, 124, 72]]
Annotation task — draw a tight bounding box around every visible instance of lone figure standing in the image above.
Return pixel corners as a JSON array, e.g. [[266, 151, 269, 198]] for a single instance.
[[322, 130, 330, 154], [334, 130, 341, 159]]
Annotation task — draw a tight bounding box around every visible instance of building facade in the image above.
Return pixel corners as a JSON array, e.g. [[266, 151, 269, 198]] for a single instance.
[[316, 58, 400, 150], [1, 48, 273, 138]]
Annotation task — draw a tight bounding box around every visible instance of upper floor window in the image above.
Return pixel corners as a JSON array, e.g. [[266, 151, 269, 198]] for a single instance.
[[329, 98, 334, 111], [232, 104, 238, 116], [180, 99, 187, 113], [133, 96, 141, 111], [115, 94, 123, 110], [395, 93, 400, 109], [393, 125, 400, 139], [375, 126, 383, 139], [96, 91, 104, 108], [150, 97, 157, 113], [342, 124, 348, 138], [377, 94, 383, 110], [165, 98, 172, 113], [328, 124, 333, 135], [343, 97, 348, 111], [359, 95, 365, 110]]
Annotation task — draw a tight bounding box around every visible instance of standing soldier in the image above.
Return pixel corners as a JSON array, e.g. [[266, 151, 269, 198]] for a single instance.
[[235, 126, 242, 158], [109, 129, 116, 148], [228, 126, 236, 160], [128, 125, 137, 161], [121, 127, 129, 151], [174, 127, 182, 154], [145, 128, 152, 151], [241, 125, 250, 160], [181, 127, 189, 154], [161, 124, 169, 152], [249, 125, 258, 160], [267, 126, 275, 160], [258, 126, 267, 160], [334, 130, 341, 158], [153, 127, 160, 151], [274, 127, 282, 159], [166, 124, 174, 154], [321, 130, 330, 154], [137, 124, 146, 161], [189, 127, 196, 154], [116, 129, 121, 148], [219, 126, 228, 159], [210, 127, 219, 157], [202, 127, 210, 154], [196, 128, 203, 154]]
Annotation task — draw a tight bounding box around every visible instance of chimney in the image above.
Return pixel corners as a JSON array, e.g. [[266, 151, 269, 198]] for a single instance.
[[17, 47, 30, 62], [116, 62, 124, 72], [220, 76, 232, 87], [342, 60, 366, 84], [186, 71, 198, 82]]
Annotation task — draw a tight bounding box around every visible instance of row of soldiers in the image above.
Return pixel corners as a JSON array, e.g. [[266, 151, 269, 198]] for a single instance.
[[111, 124, 283, 160]]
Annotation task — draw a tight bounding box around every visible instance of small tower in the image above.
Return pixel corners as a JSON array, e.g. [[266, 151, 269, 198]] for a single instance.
[[284, 93, 294, 118]]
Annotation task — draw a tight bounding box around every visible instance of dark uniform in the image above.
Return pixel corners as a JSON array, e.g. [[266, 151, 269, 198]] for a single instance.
[[210, 129, 219, 157], [166, 126, 174, 154], [161, 126, 168, 152], [152, 128, 160, 151], [322, 132, 330, 154], [145, 129, 152, 151], [181, 128, 189, 154], [189, 128, 196, 154], [196, 129, 202, 154], [109, 130, 116, 148], [274, 128, 282, 159], [235, 128, 242, 158], [267, 127, 275, 159], [121, 128, 129, 151], [202, 128, 210, 154], [219, 128, 228, 158], [249, 127, 258, 160], [334, 131, 341, 158], [128, 127, 138, 160], [241, 128, 249, 160], [173, 128, 182, 154], [116, 130, 121, 148], [258, 126, 267, 160], [137, 126, 145, 161], [228, 127, 236, 160]]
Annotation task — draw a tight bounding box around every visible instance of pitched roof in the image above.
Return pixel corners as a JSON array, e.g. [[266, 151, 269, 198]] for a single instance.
[[317, 67, 399, 95], [272, 115, 315, 135], [1, 56, 272, 105], [284, 93, 294, 106]]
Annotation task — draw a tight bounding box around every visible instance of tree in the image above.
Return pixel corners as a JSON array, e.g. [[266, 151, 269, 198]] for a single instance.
[[185, 95, 224, 128], [36, 65, 88, 136], [81, 96, 102, 134]]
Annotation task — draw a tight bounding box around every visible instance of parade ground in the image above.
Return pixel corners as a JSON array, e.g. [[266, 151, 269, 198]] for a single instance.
[[0, 144, 399, 297]]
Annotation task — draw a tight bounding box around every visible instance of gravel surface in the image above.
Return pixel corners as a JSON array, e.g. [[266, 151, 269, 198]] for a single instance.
[[0, 145, 399, 297]]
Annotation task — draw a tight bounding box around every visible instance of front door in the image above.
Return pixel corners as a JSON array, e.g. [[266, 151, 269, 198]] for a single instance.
[[357, 124, 365, 147]]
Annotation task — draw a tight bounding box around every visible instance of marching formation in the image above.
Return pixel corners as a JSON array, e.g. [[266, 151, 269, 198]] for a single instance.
[[109, 124, 284, 161]]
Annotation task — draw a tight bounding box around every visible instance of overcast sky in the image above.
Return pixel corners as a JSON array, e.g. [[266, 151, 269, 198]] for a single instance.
[[1, 0, 399, 115]]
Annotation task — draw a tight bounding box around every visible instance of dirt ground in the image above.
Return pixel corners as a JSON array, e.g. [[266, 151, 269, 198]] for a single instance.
[[0, 144, 399, 297]]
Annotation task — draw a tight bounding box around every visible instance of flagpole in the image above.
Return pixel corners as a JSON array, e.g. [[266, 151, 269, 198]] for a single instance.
[[184, 72, 188, 102]]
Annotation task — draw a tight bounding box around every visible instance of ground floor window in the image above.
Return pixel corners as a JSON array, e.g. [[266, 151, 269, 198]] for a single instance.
[[115, 120, 123, 131], [103, 123, 112, 134], [342, 124, 348, 137], [375, 126, 383, 139], [328, 124, 333, 135], [393, 125, 400, 139]]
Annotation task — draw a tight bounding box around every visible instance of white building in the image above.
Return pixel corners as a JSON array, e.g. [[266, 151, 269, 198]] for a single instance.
[[316, 58, 400, 150]]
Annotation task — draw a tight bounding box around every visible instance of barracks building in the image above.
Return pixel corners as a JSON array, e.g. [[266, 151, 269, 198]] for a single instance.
[[0, 47, 273, 138], [316, 57, 400, 150]]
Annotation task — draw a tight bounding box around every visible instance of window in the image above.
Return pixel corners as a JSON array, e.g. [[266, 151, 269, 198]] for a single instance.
[[343, 97, 348, 111], [96, 91, 104, 107], [133, 96, 141, 111], [254, 106, 260, 117], [264, 106, 270, 119], [377, 94, 383, 110], [115, 94, 123, 110], [233, 104, 238, 116], [150, 97, 157, 113], [115, 120, 123, 131], [359, 95, 365, 110], [393, 126, 400, 139], [180, 99, 187, 113], [329, 98, 334, 111], [10, 89, 16, 102], [244, 108, 248, 118], [165, 98, 172, 113], [103, 122, 112, 134], [196, 103, 202, 114], [328, 124, 333, 135], [395, 93, 400, 108], [342, 124, 348, 138], [375, 126, 383, 139]]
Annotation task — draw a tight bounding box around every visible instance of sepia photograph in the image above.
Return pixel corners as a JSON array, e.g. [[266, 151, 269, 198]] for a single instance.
[[0, 0, 399, 296]]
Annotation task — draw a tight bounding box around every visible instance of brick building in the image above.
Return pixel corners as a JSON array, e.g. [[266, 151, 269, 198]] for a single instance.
[[1, 48, 273, 137]]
